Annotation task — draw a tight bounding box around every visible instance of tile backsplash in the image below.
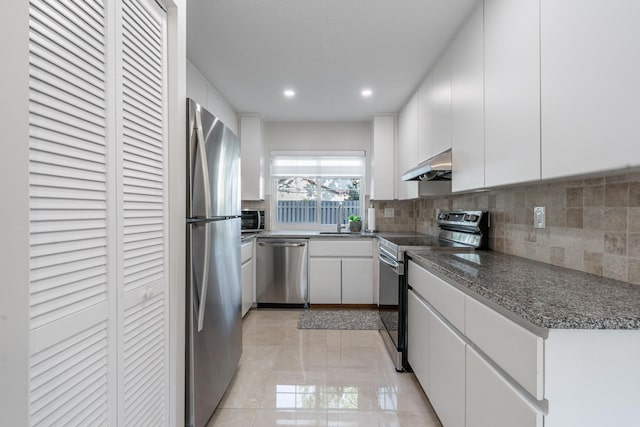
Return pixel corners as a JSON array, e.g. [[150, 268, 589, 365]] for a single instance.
[[372, 171, 640, 285]]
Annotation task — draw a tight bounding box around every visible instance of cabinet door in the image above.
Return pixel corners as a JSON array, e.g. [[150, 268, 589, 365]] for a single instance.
[[417, 76, 433, 162], [451, 3, 485, 192], [398, 94, 419, 200], [240, 115, 264, 200], [484, 0, 540, 187], [371, 115, 396, 200], [466, 346, 543, 427], [241, 259, 253, 317], [341, 258, 373, 304], [540, 0, 640, 179], [430, 49, 452, 156], [309, 258, 341, 304], [430, 312, 466, 427], [407, 290, 431, 394]]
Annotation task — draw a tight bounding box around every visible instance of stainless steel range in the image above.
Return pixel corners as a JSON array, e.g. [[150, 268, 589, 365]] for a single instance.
[[378, 210, 489, 371]]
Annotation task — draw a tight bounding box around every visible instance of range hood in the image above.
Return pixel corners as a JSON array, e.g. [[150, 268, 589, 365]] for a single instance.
[[402, 148, 452, 181]]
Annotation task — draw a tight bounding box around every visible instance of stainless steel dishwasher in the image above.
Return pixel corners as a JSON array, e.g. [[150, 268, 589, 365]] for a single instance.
[[256, 238, 309, 308]]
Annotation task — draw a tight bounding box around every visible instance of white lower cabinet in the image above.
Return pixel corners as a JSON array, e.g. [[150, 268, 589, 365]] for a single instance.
[[407, 260, 544, 427], [408, 260, 640, 426], [407, 290, 431, 394], [241, 260, 253, 316], [466, 346, 543, 427], [429, 312, 466, 427], [465, 296, 543, 399], [309, 258, 342, 304], [241, 238, 255, 317], [308, 239, 374, 305], [341, 258, 374, 304]]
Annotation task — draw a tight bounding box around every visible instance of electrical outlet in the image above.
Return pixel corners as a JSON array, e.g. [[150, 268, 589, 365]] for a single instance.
[[534, 206, 546, 229], [384, 208, 395, 218]]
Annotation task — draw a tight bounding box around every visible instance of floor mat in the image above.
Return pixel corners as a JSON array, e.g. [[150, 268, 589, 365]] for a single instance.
[[297, 309, 380, 330]]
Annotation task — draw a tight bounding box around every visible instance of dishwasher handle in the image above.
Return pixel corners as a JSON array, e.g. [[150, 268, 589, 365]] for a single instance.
[[258, 241, 307, 248], [378, 250, 403, 275]]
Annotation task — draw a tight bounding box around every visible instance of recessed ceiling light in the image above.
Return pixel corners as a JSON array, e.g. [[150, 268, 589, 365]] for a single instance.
[[284, 89, 295, 98], [361, 89, 373, 97]]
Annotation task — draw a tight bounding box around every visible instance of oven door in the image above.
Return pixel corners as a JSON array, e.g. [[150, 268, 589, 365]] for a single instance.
[[378, 248, 406, 371]]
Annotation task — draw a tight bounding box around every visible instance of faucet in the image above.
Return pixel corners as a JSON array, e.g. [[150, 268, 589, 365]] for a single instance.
[[337, 202, 344, 233]]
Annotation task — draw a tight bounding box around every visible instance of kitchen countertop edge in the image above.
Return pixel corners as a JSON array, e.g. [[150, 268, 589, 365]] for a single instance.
[[407, 250, 640, 333]]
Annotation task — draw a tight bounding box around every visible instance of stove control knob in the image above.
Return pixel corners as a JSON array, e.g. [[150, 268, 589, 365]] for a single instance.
[[438, 213, 447, 220], [466, 214, 479, 222]]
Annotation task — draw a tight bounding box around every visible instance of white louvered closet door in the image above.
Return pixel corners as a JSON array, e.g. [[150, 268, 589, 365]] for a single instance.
[[27, 0, 169, 425], [116, 0, 169, 425], [28, 0, 115, 425]]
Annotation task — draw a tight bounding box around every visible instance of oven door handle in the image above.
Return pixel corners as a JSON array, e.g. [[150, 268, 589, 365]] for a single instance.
[[378, 251, 403, 274]]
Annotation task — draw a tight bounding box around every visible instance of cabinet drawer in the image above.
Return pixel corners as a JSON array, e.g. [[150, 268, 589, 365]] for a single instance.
[[241, 241, 253, 264], [465, 297, 543, 399], [466, 346, 543, 427], [309, 239, 373, 257], [408, 261, 465, 332]]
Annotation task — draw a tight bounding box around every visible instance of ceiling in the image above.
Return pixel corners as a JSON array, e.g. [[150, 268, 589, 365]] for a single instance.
[[187, 0, 479, 122]]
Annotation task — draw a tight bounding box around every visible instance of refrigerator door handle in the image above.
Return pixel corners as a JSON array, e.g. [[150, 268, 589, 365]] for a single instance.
[[196, 222, 210, 332], [195, 110, 212, 332]]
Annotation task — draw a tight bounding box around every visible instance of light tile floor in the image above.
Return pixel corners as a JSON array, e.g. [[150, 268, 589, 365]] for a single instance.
[[208, 309, 443, 427]]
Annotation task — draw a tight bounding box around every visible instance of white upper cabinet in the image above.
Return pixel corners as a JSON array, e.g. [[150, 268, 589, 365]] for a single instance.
[[398, 93, 419, 200], [418, 49, 452, 163], [417, 75, 433, 163], [484, 0, 541, 187], [430, 49, 453, 157], [371, 115, 396, 200], [540, 0, 640, 179], [451, 4, 485, 192], [239, 114, 265, 201]]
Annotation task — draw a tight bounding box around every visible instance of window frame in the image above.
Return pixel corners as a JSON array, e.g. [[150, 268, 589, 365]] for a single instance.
[[269, 152, 366, 231]]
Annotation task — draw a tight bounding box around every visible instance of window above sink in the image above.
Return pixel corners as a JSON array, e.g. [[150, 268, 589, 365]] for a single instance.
[[270, 151, 365, 231]]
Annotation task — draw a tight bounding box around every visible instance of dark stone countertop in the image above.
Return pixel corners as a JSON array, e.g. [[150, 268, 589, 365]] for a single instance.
[[407, 250, 640, 331]]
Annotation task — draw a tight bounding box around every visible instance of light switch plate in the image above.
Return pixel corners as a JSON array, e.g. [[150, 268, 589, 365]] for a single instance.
[[534, 206, 546, 229], [384, 208, 395, 218]]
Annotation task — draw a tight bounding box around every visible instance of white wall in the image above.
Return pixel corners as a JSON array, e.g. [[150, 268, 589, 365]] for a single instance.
[[263, 121, 372, 195], [186, 60, 238, 135], [0, 2, 30, 424], [166, 1, 187, 425]]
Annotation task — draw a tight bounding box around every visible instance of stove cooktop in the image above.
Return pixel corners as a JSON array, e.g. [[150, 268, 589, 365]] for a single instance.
[[378, 210, 489, 262], [382, 235, 452, 247], [378, 234, 474, 259]]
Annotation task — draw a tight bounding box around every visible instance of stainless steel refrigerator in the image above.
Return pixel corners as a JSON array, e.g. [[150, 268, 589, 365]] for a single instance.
[[186, 99, 242, 427]]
